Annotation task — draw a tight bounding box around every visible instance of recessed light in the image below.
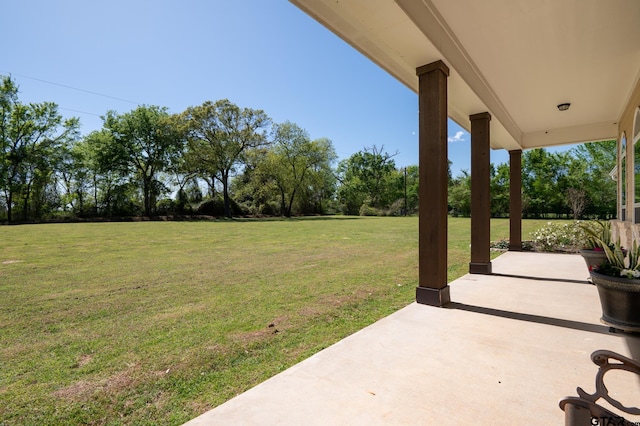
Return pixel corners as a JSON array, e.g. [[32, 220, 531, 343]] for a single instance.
[[557, 103, 571, 111]]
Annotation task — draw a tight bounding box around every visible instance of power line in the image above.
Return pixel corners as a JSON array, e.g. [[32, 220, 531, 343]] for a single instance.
[[1, 70, 140, 105], [58, 107, 103, 118]]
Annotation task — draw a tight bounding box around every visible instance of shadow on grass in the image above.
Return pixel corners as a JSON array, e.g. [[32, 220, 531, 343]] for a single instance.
[[228, 215, 366, 222], [1, 214, 372, 226]]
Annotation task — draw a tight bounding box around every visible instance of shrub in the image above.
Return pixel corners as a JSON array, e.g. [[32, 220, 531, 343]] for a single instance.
[[490, 239, 535, 251], [529, 221, 586, 252], [490, 239, 510, 250], [385, 198, 406, 216], [259, 201, 280, 216], [156, 198, 176, 215], [196, 197, 246, 217], [359, 204, 380, 216]]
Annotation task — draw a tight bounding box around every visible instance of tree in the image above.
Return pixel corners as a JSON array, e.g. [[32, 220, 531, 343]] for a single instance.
[[57, 140, 83, 215], [230, 147, 278, 214], [80, 130, 127, 216], [404, 165, 419, 214], [167, 155, 198, 214], [264, 122, 336, 217], [181, 100, 271, 218], [490, 163, 510, 217], [0, 75, 79, 222], [291, 137, 337, 214], [337, 146, 399, 214], [566, 187, 587, 219], [103, 105, 182, 217], [522, 149, 571, 218], [569, 140, 616, 218], [448, 170, 471, 216]]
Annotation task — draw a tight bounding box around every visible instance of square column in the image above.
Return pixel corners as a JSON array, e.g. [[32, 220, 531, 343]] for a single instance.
[[416, 60, 450, 307], [469, 112, 492, 274], [509, 150, 523, 251]]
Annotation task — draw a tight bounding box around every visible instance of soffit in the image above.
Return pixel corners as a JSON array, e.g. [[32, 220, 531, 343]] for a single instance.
[[290, 0, 640, 150]]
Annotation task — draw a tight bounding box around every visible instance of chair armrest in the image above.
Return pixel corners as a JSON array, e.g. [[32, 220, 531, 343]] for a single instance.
[[559, 350, 640, 425]]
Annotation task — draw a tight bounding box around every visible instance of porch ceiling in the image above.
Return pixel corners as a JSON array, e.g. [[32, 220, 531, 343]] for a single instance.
[[290, 0, 640, 151]]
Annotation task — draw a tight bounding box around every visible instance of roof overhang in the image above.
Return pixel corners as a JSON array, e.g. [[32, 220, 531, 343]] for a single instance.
[[290, 0, 640, 151]]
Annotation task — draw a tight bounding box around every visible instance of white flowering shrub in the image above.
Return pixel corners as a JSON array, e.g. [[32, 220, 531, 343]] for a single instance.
[[529, 221, 587, 252], [490, 239, 535, 251]]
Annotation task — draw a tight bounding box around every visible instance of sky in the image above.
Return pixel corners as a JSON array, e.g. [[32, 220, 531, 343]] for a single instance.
[[2, 0, 561, 178]]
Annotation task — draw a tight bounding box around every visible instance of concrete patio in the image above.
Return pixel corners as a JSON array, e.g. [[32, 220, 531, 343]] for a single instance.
[[184, 251, 640, 425]]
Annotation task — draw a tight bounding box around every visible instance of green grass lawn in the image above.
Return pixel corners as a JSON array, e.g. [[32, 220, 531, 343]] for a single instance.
[[0, 216, 553, 425]]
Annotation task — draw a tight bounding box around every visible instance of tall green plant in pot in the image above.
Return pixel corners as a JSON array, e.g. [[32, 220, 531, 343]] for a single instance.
[[590, 237, 640, 333], [579, 221, 613, 272]]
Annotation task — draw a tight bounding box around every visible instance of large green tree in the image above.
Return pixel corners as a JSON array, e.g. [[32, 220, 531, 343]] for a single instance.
[[76, 130, 131, 217], [296, 137, 337, 214], [522, 149, 571, 218], [448, 170, 471, 216], [264, 122, 336, 217], [400, 165, 419, 215], [567, 140, 617, 218], [102, 105, 183, 217], [181, 99, 271, 217], [57, 138, 88, 216], [337, 146, 399, 214], [490, 163, 510, 217], [230, 147, 278, 214], [0, 75, 79, 222]]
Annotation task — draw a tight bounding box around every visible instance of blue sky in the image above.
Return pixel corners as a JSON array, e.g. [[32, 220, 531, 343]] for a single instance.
[[2, 0, 524, 177]]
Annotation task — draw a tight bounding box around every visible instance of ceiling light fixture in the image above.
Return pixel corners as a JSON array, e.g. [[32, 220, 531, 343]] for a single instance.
[[557, 103, 571, 111]]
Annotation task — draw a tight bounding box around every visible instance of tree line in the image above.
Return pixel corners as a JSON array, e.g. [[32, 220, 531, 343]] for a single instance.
[[448, 141, 617, 219], [1, 75, 616, 223]]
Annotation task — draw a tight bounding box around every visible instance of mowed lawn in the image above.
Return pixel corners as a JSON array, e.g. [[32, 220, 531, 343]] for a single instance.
[[0, 217, 551, 425]]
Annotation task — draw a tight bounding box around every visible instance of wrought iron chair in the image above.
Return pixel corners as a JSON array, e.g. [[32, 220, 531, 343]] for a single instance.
[[559, 350, 640, 426]]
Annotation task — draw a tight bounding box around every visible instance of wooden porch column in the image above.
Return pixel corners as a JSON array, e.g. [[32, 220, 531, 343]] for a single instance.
[[415, 60, 450, 307], [469, 112, 492, 274], [509, 150, 522, 251]]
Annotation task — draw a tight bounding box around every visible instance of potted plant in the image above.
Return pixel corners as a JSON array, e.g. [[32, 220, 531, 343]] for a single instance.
[[590, 239, 640, 332], [579, 221, 612, 271]]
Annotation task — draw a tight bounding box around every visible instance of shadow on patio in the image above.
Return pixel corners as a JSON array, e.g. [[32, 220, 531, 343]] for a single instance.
[[184, 251, 640, 425]]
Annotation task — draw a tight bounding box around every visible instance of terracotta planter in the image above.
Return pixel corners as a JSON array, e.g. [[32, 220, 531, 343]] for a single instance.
[[590, 270, 640, 332], [580, 249, 607, 271]]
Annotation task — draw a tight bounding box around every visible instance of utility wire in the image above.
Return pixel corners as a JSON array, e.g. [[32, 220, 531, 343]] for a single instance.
[[4, 71, 185, 126], [58, 107, 103, 117], [1, 70, 140, 105]]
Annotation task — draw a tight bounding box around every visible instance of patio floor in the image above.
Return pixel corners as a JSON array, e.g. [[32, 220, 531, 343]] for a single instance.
[[184, 251, 640, 425]]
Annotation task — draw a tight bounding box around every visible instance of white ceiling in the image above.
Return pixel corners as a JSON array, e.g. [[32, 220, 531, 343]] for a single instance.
[[290, 0, 640, 151]]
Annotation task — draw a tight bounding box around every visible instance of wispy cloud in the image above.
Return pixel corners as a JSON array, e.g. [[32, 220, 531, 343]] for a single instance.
[[448, 131, 465, 143]]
